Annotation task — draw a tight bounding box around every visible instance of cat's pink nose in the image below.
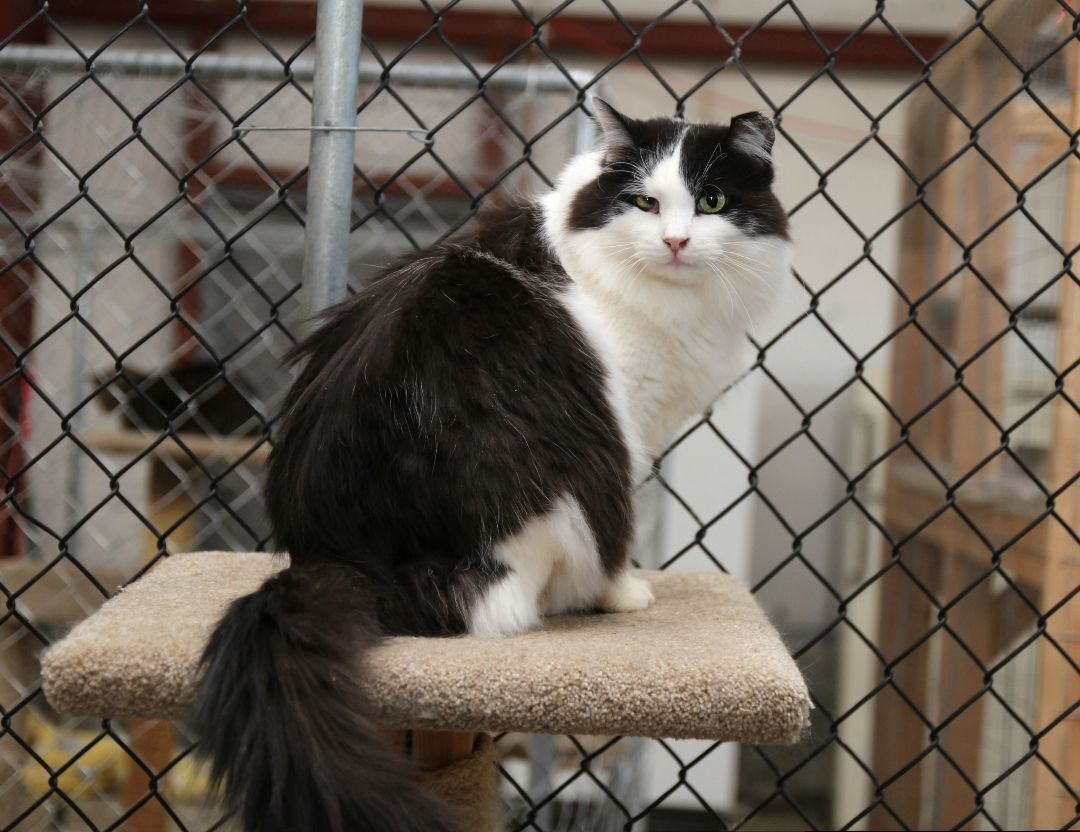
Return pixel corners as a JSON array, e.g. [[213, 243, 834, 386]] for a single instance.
[[664, 236, 689, 254]]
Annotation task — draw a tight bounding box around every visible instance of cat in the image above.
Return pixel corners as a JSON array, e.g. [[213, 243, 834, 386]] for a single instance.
[[192, 99, 791, 832]]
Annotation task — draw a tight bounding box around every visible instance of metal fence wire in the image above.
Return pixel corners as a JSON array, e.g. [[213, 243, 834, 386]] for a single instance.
[[1, 0, 1078, 830]]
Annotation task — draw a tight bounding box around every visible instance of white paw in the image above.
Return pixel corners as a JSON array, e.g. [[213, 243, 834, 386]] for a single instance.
[[468, 575, 541, 637], [599, 573, 655, 613]]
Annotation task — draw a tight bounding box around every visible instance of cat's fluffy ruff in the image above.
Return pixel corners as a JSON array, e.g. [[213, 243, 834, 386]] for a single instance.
[[193, 101, 791, 832]]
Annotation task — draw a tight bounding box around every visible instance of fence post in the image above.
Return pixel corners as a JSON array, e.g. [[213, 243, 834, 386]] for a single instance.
[[301, 0, 363, 319]]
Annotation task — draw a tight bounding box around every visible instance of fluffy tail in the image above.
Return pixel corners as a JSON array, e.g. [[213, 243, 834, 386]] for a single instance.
[[191, 561, 459, 832]]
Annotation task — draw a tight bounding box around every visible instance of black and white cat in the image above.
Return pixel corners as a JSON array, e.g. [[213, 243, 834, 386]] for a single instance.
[[193, 100, 791, 832]]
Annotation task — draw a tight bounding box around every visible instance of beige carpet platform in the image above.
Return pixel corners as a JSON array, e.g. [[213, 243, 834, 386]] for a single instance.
[[42, 551, 811, 745]]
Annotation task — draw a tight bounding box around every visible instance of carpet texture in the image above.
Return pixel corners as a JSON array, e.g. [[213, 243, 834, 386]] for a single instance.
[[42, 551, 810, 744], [424, 734, 496, 832]]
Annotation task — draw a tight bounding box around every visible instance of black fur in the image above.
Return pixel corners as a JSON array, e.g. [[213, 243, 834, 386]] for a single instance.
[[191, 563, 458, 832], [569, 103, 789, 239], [268, 200, 633, 630], [568, 110, 683, 230], [680, 116, 789, 239], [195, 201, 634, 830]]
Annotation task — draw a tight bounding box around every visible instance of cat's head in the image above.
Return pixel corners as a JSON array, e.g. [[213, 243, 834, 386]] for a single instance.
[[544, 100, 790, 317]]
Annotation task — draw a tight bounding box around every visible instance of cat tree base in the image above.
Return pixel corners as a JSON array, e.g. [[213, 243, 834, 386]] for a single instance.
[[41, 551, 810, 828], [415, 730, 496, 832]]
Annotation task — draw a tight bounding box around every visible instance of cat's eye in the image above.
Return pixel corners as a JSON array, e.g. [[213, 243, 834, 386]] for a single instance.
[[697, 191, 726, 214], [634, 195, 658, 212]]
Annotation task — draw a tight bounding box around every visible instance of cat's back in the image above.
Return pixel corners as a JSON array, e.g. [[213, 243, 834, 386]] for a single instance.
[[388, 198, 566, 327], [294, 198, 568, 382], [269, 196, 629, 572]]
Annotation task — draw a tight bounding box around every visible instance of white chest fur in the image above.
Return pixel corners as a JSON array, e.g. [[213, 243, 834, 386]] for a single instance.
[[563, 279, 745, 464]]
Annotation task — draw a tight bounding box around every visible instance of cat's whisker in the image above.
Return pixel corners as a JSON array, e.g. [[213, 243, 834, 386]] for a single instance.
[[714, 260, 772, 297], [706, 263, 737, 318], [735, 286, 763, 329], [714, 252, 773, 280], [716, 262, 770, 286], [718, 254, 772, 269], [709, 253, 761, 275], [730, 279, 757, 332], [710, 257, 759, 274], [707, 262, 757, 331], [715, 247, 769, 265], [609, 250, 644, 274], [719, 240, 787, 253]]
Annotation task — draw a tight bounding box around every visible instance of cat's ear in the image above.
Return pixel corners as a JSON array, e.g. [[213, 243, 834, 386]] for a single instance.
[[591, 98, 635, 157], [728, 112, 775, 163]]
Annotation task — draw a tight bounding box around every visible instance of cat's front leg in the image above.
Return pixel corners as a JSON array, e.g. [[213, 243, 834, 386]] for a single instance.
[[598, 569, 655, 613]]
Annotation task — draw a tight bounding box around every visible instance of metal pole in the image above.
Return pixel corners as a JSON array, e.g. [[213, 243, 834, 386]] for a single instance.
[[0, 45, 593, 92], [64, 215, 95, 539], [301, 0, 363, 318]]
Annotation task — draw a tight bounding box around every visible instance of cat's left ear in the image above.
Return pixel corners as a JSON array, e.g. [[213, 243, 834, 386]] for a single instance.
[[591, 98, 635, 158], [728, 112, 775, 163]]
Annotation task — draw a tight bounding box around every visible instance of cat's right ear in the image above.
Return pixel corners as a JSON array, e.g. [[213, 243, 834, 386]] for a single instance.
[[591, 98, 635, 158], [728, 112, 775, 163]]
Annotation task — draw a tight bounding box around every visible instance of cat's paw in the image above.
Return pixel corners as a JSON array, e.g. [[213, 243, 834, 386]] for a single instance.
[[599, 573, 655, 613]]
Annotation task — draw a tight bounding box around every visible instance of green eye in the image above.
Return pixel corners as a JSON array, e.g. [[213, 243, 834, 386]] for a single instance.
[[634, 195, 658, 212], [697, 191, 726, 213]]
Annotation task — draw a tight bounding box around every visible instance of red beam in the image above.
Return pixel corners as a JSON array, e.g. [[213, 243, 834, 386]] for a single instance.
[[41, 0, 946, 70], [173, 29, 222, 367], [0, 0, 46, 42], [0, 0, 46, 560]]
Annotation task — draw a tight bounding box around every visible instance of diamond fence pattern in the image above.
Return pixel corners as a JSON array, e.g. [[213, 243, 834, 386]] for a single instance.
[[0, 1, 1078, 830]]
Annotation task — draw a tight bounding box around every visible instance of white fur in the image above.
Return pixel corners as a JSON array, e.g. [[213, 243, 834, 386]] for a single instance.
[[558, 282, 648, 481], [598, 570, 655, 613], [729, 122, 773, 162], [469, 495, 608, 637], [469, 131, 792, 637]]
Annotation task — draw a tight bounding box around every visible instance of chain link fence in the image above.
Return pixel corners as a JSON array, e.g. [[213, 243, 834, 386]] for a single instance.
[[1, 0, 1077, 830]]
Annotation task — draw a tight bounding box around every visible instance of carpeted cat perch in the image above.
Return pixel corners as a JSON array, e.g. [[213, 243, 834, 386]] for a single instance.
[[42, 552, 811, 829]]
